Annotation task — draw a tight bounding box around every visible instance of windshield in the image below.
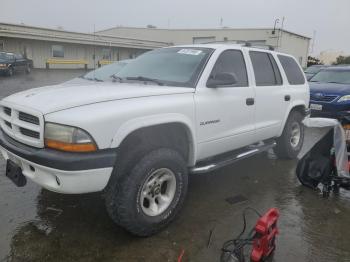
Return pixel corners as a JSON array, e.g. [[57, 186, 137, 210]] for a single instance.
[[0, 53, 10, 60], [305, 66, 324, 74], [82, 61, 128, 81], [310, 69, 350, 84], [114, 47, 213, 87]]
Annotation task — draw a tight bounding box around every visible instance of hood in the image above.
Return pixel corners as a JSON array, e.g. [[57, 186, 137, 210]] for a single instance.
[[0, 59, 9, 63], [2, 82, 194, 114], [309, 82, 350, 96]]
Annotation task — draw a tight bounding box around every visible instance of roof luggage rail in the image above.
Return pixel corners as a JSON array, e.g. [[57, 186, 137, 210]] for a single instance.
[[244, 42, 275, 51], [202, 40, 275, 51]]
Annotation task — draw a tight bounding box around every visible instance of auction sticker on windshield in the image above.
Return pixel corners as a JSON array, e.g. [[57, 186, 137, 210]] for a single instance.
[[310, 103, 322, 111], [178, 49, 202, 55]]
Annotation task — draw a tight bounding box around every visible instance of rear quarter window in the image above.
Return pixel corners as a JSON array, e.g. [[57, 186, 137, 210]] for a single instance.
[[278, 55, 305, 85]]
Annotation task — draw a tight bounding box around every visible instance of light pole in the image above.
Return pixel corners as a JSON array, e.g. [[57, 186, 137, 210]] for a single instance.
[[272, 18, 279, 35]]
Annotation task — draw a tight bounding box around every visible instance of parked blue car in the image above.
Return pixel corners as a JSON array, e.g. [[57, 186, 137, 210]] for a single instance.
[[309, 66, 350, 119]]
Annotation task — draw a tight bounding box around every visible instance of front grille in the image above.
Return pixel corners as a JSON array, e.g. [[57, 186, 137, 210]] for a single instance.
[[18, 112, 40, 125], [0, 104, 43, 147], [5, 121, 12, 129], [310, 94, 338, 102], [3, 107, 11, 116], [19, 127, 40, 139]]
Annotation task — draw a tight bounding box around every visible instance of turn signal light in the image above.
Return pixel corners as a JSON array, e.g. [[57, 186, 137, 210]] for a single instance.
[[45, 139, 97, 152]]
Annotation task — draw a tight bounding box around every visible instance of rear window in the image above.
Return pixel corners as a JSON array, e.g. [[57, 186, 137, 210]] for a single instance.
[[278, 55, 305, 85], [249, 51, 282, 86]]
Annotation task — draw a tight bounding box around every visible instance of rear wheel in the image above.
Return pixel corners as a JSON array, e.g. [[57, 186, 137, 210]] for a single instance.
[[105, 148, 188, 236], [274, 110, 304, 159]]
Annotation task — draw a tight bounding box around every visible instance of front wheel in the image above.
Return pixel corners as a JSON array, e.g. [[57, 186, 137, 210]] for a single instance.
[[7, 67, 14, 77], [105, 148, 188, 236], [274, 110, 304, 159]]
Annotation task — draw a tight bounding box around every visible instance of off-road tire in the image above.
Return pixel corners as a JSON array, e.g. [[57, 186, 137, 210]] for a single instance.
[[105, 148, 188, 236], [274, 110, 304, 159]]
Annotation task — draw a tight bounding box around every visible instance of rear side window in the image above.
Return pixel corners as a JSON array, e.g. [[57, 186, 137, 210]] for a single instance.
[[249, 51, 282, 86], [278, 55, 305, 85], [210, 50, 248, 87]]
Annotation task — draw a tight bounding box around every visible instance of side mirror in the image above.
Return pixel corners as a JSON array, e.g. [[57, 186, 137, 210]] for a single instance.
[[207, 72, 238, 88]]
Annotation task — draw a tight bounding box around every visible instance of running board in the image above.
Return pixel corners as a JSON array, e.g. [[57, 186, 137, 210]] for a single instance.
[[190, 140, 276, 174]]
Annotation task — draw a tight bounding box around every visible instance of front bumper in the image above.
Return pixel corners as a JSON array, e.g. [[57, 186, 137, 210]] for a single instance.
[[0, 129, 117, 194], [310, 100, 350, 120]]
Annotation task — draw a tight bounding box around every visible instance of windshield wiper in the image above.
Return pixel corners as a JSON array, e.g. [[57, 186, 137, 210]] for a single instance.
[[126, 76, 164, 86], [111, 75, 124, 82], [327, 81, 345, 84], [80, 76, 103, 82]]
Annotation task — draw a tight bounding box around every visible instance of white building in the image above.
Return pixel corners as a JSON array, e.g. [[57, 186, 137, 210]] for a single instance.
[[98, 27, 311, 67], [318, 50, 348, 65], [0, 23, 311, 68], [0, 23, 170, 69]]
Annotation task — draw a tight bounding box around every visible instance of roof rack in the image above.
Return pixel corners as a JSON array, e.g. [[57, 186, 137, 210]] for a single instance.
[[244, 42, 275, 51], [202, 40, 275, 51]]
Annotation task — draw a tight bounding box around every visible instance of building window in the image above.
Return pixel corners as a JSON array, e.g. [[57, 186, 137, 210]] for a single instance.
[[102, 48, 112, 60], [223, 37, 228, 42], [52, 45, 64, 58], [0, 40, 4, 51]]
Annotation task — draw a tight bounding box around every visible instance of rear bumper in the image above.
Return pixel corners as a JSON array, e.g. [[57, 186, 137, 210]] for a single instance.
[[0, 129, 117, 193]]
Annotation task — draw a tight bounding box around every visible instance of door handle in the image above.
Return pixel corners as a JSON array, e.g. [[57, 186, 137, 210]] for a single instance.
[[284, 95, 291, 101], [246, 98, 255, 106]]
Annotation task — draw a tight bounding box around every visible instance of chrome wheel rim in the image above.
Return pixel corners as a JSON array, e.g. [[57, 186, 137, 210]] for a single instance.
[[140, 168, 177, 217], [290, 122, 301, 148]]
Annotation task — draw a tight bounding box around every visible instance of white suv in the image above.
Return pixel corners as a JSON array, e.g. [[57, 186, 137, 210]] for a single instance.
[[0, 44, 309, 236]]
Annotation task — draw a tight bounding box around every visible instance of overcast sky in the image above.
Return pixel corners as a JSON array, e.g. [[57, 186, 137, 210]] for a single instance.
[[1, 0, 349, 55]]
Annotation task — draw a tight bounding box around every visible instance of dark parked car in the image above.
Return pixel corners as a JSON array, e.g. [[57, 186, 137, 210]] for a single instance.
[[304, 65, 329, 80], [0, 52, 33, 76], [309, 66, 350, 119]]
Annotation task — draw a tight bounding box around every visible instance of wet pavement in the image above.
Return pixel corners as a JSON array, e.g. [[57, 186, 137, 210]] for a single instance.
[[1, 70, 350, 262]]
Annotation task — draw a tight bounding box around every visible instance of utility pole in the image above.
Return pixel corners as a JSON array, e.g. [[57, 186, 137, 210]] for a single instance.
[[278, 17, 285, 49], [93, 24, 96, 70], [311, 30, 317, 54]]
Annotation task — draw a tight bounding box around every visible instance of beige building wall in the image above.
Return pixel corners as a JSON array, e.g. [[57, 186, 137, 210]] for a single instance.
[[0, 37, 147, 69], [318, 50, 347, 65], [279, 32, 310, 67], [99, 27, 310, 67]]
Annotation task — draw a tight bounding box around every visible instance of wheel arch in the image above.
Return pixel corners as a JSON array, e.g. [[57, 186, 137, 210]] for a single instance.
[[111, 114, 196, 166], [278, 102, 307, 137]]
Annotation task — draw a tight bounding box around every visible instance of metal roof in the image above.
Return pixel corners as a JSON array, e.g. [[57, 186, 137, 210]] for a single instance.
[[0, 22, 171, 49], [98, 26, 312, 39]]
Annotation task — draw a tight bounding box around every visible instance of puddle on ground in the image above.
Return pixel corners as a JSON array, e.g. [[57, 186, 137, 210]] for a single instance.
[[1, 71, 350, 261]]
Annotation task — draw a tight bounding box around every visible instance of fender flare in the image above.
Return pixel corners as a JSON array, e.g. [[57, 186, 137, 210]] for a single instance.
[[110, 113, 197, 166], [278, 100, 307, 137]]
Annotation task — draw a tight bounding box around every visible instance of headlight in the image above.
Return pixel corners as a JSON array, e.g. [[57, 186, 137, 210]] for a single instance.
[[0, 64, 6, 67], [44, 123, 97, 152], [338, 95, 350, 103]]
